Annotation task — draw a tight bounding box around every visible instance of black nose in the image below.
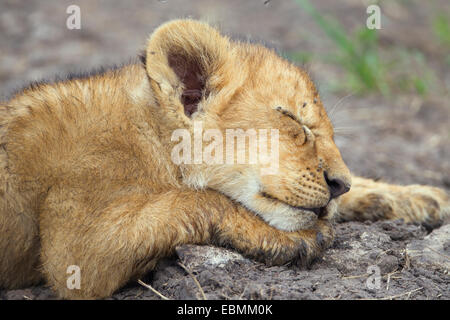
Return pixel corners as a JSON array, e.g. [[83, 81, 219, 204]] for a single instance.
[[324, 172, 350, 199]]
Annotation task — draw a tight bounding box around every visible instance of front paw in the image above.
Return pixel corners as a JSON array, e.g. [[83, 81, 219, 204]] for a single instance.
[[258, 220, 335, 267]]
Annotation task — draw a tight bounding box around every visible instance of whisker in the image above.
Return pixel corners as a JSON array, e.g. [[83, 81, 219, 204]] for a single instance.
[[333, 126, 357, 137], [327, 93, 354, 123], [333, 126, 356, 131]]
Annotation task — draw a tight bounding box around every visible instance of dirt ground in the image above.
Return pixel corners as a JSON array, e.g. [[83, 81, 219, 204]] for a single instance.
[[0, 0, 449, 300]]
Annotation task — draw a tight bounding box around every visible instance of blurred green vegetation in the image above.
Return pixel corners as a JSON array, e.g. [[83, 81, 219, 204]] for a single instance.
[[433, 14, 450, 47], [433, 14, 450, 66], [292, 0, 439, 97]]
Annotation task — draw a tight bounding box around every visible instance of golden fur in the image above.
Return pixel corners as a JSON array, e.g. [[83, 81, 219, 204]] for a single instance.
[[0, 20, 448, 299]]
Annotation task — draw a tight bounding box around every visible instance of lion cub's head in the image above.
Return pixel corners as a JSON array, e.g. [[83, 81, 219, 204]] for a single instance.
[[145, 20, 351, 231]]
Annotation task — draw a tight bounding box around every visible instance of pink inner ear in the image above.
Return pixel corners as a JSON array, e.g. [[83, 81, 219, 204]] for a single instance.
[[182, 89, 202, 116], [168, 53, 206, 117]]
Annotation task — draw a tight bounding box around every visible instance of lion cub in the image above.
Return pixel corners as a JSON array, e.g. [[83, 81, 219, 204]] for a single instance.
[[0, 20, 448, 299]]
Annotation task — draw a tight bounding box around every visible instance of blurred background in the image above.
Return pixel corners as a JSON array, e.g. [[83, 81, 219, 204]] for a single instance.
[[0, 0, 449, 189]]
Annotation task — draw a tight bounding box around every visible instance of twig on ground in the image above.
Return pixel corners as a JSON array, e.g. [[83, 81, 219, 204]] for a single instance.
[[239, 284, 249, 300], [178, 261, 207, 300], [380, 287, 423, 300], [385, 269, 399, 291], [341, 273, 368, 280], [426, 246, 450, 261], [138, 279, 170, 300]]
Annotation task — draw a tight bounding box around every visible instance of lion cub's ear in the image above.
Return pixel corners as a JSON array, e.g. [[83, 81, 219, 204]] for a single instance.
[[145, 19, 242, 118]]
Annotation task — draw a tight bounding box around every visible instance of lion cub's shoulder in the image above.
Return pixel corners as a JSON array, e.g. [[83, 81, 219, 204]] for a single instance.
[[1, 62, 175, 189]]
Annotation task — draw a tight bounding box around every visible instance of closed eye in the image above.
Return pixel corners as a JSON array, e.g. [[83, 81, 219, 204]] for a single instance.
[[275, 106, 302, 125], [275, 106, 313, 144]]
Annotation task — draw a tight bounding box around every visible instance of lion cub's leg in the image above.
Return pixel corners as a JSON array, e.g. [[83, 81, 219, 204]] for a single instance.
[[336, 176, 450, 226], [0, 207, 42, 289], [40, 188, 218, 299], [0, 177, 42, 289], [214, 206, 334, 267], [40, 187, 333, 299]]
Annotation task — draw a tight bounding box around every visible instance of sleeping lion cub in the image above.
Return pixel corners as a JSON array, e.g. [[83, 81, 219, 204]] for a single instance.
[[0, 20, 448, 299]]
